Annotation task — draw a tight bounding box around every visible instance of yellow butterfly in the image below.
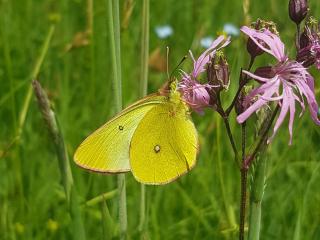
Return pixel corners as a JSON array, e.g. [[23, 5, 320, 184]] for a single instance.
[[73, 80, 199, 185]]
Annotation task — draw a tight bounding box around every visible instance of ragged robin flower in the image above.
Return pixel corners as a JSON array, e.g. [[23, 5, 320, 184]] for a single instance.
[[237, 26, 320, 144], [179, 35, 230, 113]]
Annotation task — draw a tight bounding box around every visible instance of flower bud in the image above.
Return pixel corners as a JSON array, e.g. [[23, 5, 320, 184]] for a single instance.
[[289, 0, 309, 25], [254, 66, 276, 81], [299, 29, 310, 49], [246, 19, 264, 58], [235, 90, 246, 116], [255, 104, 272, 138], [296, 17, 320, 68], [296, 46, 316, 67], [207, 51, 230, 92], [247, 37, 264, 59], [235, 86, 253, 116], [246, 19, 279, 58]]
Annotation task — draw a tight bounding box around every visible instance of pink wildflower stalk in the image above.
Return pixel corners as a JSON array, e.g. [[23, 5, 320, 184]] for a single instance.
[[179, 36, 230, 113], [237, 26, 320, 144]]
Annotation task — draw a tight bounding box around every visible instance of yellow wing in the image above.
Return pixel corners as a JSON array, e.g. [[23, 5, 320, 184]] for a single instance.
[[129, 102, 198, 184], [74, 95, 166, 173]]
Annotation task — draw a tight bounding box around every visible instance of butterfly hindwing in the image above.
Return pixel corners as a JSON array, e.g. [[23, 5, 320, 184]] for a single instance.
[[74, 95, 165, 173], [129, 102, 198, 184]]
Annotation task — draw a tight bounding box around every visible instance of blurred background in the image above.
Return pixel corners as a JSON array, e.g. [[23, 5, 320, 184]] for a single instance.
[[0, 0, 320, 239]]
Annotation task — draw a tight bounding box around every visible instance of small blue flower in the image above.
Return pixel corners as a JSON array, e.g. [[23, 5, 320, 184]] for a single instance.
[[200, 36, 214, 48], [155, 25, 173, 39], [223, 23, 240, 36]]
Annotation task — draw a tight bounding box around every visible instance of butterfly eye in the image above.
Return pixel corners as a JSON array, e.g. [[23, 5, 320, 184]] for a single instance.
[[154, 145, 161, 153], [118, 125, 124, 131]]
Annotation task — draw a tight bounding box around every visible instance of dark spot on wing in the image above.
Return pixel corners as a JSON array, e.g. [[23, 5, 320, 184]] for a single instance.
[[154, 145, 161, 153]]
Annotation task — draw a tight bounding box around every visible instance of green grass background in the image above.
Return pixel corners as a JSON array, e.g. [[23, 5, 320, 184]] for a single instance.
[[1, 0, 320, 239]]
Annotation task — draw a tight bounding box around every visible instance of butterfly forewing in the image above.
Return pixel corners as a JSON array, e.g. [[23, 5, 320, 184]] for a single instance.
[[74, 95, 165, 173]]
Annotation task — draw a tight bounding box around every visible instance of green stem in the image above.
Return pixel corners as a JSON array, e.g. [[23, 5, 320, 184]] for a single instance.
[[248, 155, 266, 240], [107, 1, 127, 239], [138, 0, 149, 235], [32, 80, 86, 240], [239, 169, 248, 240], [222, 116, 240, 168], [226, 57, 254, 116], [139, 0, 149, 97], [215, 115, 236, 229], [245, 106, 279, 168], [246, 105, 279, 240], [216, 94, 240, 168], [87, 0, 96, 104], [18, 25, 55, 139], [239, 122, 247, 240], [113, 0, 122, 96]]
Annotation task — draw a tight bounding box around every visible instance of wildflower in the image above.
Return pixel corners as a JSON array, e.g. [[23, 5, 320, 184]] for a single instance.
[[200, 36, 214, 48], [179, 36, 230, 113], [296, 19, 320, 69], [288, 0, 309, 25], [223, 23, 240, 36], [237, 26, 320, 144], [178, 75, 211, 113], [155, 25, 173, 39]]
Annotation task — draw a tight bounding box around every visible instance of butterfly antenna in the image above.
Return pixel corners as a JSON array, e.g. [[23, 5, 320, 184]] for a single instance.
[[166, 46, 170, 80], [169, 55, 188, 84]]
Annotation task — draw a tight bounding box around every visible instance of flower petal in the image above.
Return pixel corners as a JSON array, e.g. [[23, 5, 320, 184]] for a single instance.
[[241, 26, 286, 61], [269, 89, 289, 143], [242, 70, 271, 82], [287, 88, 296, 145], [191, 36, 230, 78], [237, 81, 279, 123]]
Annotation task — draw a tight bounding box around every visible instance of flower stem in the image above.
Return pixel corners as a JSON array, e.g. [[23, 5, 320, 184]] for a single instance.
[[241, 123, 246, 161], [138, 0, 149, 236], [107, 0, 127, 238], [216, 114, 237, 229], [239, 168, 248, 240], [295, 23, 301, 51], [216, 95, 241, 168], [245, 105, 279, 168], [239, 104, 279, 240], [226, 57, 254, 116], [248, 155, 266, 240], [239, 122, 247, 240], [223, 116, 241, 168], [239, 105, 279, 240], [139, 0, 149, 98]]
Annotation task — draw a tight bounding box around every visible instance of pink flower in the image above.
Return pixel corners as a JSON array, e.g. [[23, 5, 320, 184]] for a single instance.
[[179, 72, 212, 113], [237, 26, 320, 144], [179, 36, 230, 113]]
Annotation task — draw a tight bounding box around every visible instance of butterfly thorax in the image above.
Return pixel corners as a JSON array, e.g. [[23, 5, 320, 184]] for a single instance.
[[167, 80, 190, 116]]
